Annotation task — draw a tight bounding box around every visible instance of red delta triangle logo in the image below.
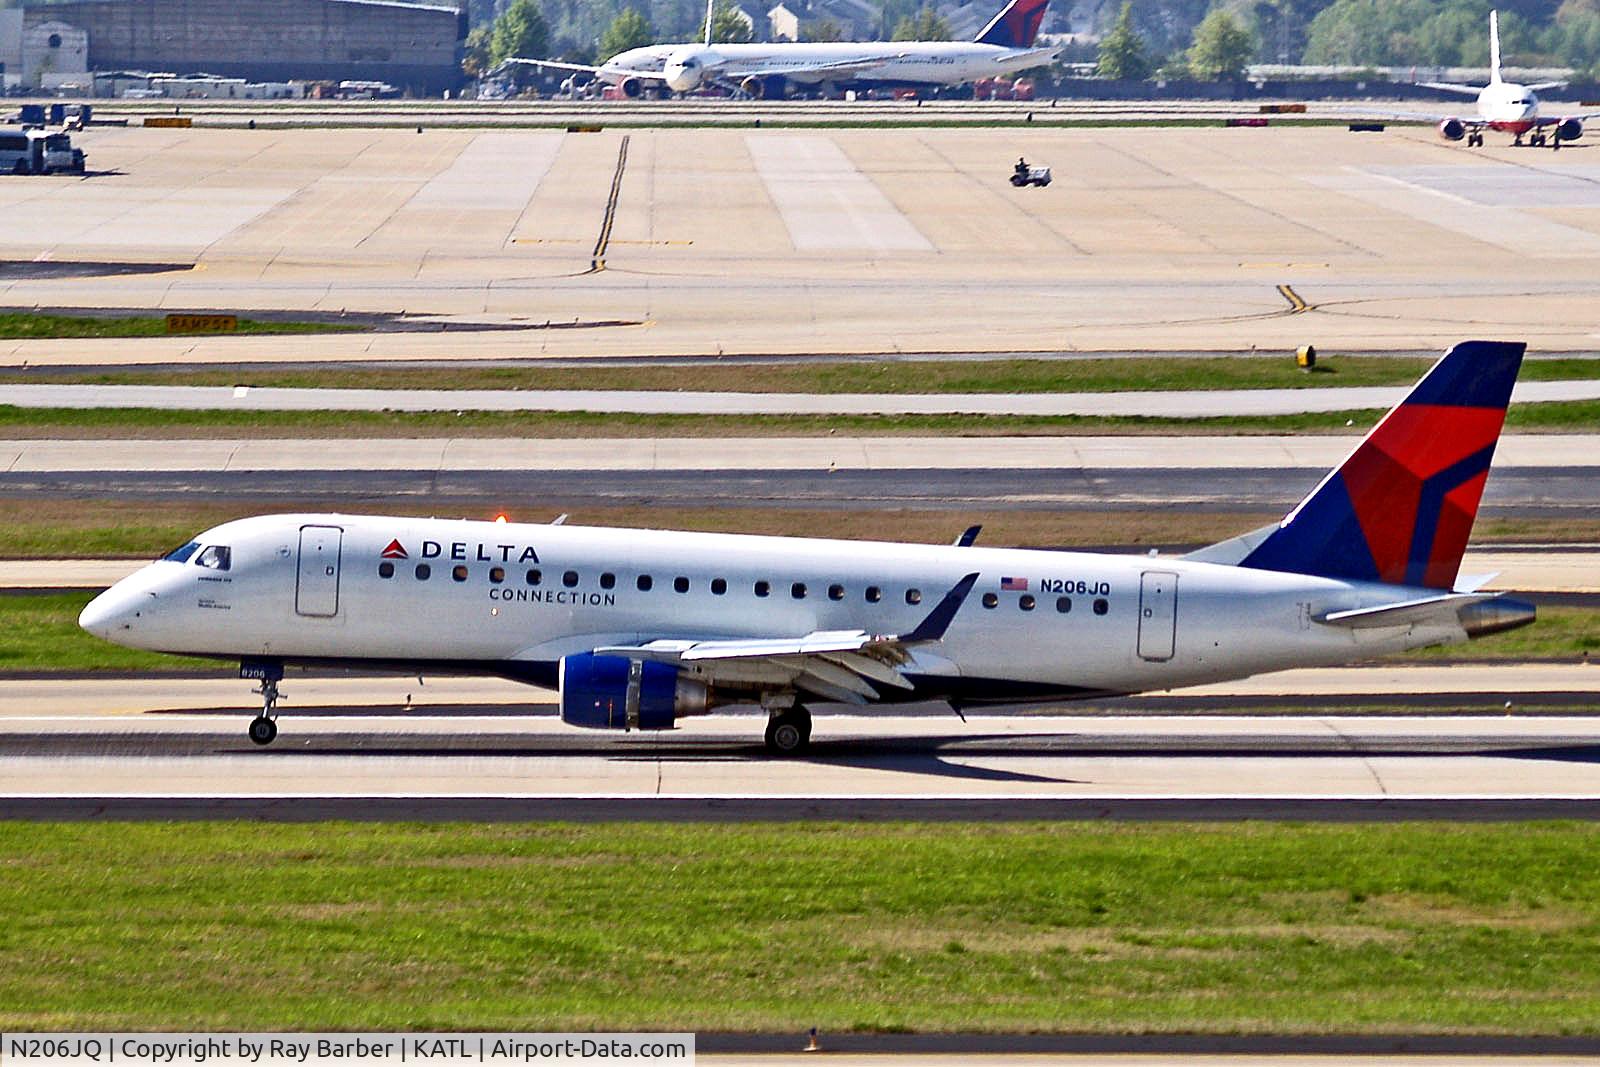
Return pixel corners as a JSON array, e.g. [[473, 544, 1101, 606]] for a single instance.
[[380, 539, 409, 560]]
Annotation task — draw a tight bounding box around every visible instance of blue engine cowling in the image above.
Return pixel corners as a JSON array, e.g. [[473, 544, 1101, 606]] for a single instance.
[[558, 652, 708, 730], [1556, 117, 1584, 142], [1438, 117, 1466, 141]]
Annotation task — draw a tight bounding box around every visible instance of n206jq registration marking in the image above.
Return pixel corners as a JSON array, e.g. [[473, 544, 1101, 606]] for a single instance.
[[1039, 579, 1111, 595]]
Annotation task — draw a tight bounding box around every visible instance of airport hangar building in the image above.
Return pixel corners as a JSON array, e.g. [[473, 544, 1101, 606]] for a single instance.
[[16, 0, 467, 92]]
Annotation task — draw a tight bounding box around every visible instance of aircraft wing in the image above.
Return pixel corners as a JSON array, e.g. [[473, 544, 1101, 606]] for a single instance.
[[1416, 81, 1485, 96], [495, 57, 670, 80], [594, 572, 978, 704]]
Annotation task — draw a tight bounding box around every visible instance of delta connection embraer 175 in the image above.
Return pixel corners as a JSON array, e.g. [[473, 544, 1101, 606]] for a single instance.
[[502, 0, 1056, 98], [80, 341, 1535, 755], [1406, 10, 1599, 148]]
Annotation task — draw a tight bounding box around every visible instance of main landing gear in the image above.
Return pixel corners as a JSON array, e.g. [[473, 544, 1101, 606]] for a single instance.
[[242, 660, 284, 746], [764, 705, 812, 756]]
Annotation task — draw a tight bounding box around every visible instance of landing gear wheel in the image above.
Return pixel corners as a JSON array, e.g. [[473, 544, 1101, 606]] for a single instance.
[[248, 716, 278, 746], [764, 707, 812, 755]]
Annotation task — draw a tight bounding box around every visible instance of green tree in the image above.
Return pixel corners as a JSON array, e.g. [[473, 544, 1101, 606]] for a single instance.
[[892, 6, 952, 40], [801, 19, 847, 41], [1187, 8, 1254, 78], [700, 2, 755, 43], [599, 9, 655, 59], [491, 0, 551, 64], [1097, 2, 1152, 78], [462, 23, 495, 77]]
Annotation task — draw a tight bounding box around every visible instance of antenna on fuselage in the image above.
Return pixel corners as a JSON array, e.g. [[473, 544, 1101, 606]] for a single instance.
[[703, 0, 715, 46], [1489, 9, 1503, 84]]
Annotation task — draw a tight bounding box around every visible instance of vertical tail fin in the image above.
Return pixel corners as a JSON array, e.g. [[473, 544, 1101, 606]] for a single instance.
[[1237, 340, 1525, 591], [704, 0, 716, 46], [1489, 9, 1503, 83], [974, 0, 1050, 47]]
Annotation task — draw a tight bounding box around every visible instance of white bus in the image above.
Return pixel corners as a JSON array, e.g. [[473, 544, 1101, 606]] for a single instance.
[[0, 130, 86, 175]]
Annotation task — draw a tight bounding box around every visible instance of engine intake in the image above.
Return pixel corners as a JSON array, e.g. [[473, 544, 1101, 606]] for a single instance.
[[1556, 117, 1584, 142], [1438, 118, 1466, 141], [619, 76, 643, 99], [559, 652, 709, 730]]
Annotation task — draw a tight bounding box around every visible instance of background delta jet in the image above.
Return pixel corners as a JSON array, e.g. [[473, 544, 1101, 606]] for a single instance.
[[80, 341, 1535, 755], [502, 0, 1057, 99], [1392, 11, 1599, 148]]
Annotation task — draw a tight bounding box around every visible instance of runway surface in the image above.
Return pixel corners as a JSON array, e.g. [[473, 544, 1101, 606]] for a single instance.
[[8, 379, 1597, 416], [7, 434, 1595, 471], [7, 126, 1600, 364], [5, 466, 1592, 515], [7, 707, 1600, 818]]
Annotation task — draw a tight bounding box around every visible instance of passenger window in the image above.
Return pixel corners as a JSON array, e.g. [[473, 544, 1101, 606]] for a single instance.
[[982, 592, 998, 609], [195, 546, 231, 571], [865, 586, 881, 603], [711, 578, 727, 595], [600, 572, 615, 590], [674, 576, 690, 594], [828, 584, 845, 601], [1093, 597, 1109, 616], [754, 580, 770, 598], [490, 567, 505, 584], [791, 582, 807, 599], [415, 563, 432, 580], [452, 565, 469, 582], [379, 562, 395, 579], [1019, 594, 1035, 611], [563, 570, 579, 588], [1057, 596, 1072, 614], [526, 568, 542, 586], [163, 541, 200, 563], [906, 589, 922, 605], [637, 574, 653, 591]]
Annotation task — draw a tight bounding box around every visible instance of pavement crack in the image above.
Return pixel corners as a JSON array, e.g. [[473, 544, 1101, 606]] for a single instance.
[[1320, 716, 1390, 797]]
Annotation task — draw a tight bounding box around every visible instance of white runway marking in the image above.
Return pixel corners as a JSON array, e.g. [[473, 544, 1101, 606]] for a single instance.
[[746, 135, 932, 252], [369, 132, 563, 243], [1310, 166, 1600, 257]]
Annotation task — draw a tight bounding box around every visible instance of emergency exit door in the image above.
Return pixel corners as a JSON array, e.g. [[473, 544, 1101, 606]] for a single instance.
[[296, 525, 343, 617], [1137, 570, 1178, 662]]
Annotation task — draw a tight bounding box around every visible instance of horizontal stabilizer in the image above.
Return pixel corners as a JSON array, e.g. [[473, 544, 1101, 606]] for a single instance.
[[1318, 592, 1492, 629]]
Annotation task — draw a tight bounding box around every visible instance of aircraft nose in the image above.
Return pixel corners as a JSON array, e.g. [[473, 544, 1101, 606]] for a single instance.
[[78, 580, 153, 641]]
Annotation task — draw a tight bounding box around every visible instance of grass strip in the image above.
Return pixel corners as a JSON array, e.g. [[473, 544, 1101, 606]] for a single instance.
[[8, 591, 1593, 673], [6, 356, 1597, 395], [0, 312, 362, 340], [3, 821, 1600, 1032], [2, 399, 1598, 437]]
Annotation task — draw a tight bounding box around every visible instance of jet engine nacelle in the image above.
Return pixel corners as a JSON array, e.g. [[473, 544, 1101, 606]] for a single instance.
[[1555, 116, 1584, 142], [558, 652, 710, 730], [618, 76, 644, 99], [740, 75, 786, 99], [1438, 117, 1466, 141]]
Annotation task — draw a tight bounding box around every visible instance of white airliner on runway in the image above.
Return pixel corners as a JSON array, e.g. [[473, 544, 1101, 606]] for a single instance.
[[1406, 10, 1598, 148], [80, 341, 1535, 755], [502, 0, 1057, 98]]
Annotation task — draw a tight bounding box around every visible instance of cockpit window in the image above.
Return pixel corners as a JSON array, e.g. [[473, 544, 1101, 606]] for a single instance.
[[195, 545, 232, 571], [163, 542, 200, 563]]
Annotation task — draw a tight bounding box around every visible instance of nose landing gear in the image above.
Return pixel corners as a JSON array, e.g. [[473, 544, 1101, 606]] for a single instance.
[[241, 659, 284, 746]]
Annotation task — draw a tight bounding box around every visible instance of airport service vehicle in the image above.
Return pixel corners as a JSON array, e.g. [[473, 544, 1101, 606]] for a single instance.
[[80, 341, 1535, 754], [1397, 10, 1598, 148], [501, 0, 1057, 99], [0, 129, 85, 175], [1010, 161, 1050, 186]]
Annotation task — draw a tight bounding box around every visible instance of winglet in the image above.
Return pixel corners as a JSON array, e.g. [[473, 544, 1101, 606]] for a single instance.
[[902, 572, 980, 643], [954, 525, 982, 547]]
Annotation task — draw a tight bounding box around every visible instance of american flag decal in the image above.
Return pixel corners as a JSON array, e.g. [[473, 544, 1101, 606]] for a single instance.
[[1000, 576, 1028, 591]]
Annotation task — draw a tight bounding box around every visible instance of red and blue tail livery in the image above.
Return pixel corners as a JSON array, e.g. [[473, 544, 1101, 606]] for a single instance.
[[1241, 340, 1525, 590], [975, 0, 1050, 48]]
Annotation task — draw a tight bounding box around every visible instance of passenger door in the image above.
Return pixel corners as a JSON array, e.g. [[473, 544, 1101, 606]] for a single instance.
[[1137, 570, 1178, 662], [296, 525, 343, 617]]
